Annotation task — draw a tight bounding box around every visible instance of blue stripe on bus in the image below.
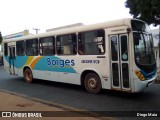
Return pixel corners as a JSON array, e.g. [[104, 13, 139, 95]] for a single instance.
[[140, 69, 156, 80]]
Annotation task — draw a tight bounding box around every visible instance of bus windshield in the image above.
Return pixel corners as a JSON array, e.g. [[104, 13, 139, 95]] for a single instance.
[[131, 20, 156, 66], [133, 33, 155, 65]]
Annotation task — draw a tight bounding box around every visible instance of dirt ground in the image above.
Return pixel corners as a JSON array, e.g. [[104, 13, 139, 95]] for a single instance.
[[0, 91, 114, 120]]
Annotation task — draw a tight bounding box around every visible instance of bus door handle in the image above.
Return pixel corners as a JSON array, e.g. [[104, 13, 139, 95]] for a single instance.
[[97, 56, 106, 58]]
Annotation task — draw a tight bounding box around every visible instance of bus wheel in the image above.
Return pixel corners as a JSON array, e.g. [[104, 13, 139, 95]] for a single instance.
[[84, 73, 101, 94], [24, 68, 33, 83]]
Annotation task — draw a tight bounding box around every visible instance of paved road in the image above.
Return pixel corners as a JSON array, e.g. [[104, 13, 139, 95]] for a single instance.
[[0, 66, 160, 119]]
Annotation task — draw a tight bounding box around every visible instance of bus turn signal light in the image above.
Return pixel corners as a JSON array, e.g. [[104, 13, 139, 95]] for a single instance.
[[134, 70, 145, 81]]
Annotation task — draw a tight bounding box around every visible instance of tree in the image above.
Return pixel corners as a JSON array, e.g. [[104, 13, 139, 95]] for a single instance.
[[125, 0, 160, 26], [0, 32, 2, 44]]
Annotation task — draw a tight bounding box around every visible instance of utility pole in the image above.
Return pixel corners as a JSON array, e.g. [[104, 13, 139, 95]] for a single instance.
[[33, 28, 40, 34]]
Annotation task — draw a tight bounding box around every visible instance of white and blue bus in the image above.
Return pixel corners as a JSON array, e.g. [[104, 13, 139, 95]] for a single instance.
[[3, 18, 157, 93]]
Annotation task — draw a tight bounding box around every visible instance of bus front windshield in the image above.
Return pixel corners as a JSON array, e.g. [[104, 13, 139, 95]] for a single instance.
[[133, 33, 155, 65], [131, 20, 156, 68]]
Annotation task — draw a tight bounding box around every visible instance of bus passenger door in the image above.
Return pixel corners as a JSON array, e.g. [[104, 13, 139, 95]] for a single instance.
[[110, 34, 130, 91], [8, 45, 16, 75]]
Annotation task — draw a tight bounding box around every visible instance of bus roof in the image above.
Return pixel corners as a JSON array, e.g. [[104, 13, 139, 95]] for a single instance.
[[4, 18, 132, 43]]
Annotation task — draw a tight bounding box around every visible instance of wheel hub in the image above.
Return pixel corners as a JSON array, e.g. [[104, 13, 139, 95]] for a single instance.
[[88, 78, 97, 89]]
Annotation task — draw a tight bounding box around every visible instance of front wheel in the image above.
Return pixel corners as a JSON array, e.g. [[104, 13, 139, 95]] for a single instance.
[[84, 73, 102, 94], [24, 68, 33, 83]]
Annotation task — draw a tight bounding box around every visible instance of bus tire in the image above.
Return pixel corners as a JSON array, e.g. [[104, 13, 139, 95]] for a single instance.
[[24, 68, 33, 83], [84, 73, 101, 94]]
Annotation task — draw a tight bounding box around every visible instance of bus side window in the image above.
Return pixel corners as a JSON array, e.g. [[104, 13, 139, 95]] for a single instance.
[[78, 29, 105, 55], [16, 41, 25, 56], [26, 39, 38, 56], [39, 37, 55, 56], [57, 34, 77, 55]]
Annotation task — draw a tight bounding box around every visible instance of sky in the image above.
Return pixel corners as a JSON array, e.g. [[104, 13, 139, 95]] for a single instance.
[[0, 0, 132, 35]]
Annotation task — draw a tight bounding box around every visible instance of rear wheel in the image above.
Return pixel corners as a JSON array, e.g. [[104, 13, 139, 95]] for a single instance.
[[24, 68, 33, 83], [84, 73, 101, 94]]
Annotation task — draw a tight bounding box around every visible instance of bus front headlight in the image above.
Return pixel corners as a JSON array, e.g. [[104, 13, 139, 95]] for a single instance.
[[134, 70, 145, 81]]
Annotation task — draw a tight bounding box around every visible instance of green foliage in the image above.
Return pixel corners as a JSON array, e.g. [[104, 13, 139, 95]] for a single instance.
[[125, 0, 160, 26], [0, 32, 2, 44]]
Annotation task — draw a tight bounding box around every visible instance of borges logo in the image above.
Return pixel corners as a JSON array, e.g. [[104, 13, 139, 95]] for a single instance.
[[47, 58, 75, 67]]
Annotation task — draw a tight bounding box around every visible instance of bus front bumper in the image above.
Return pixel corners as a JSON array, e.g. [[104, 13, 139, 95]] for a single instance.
[[134, 73, 157, 93]]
